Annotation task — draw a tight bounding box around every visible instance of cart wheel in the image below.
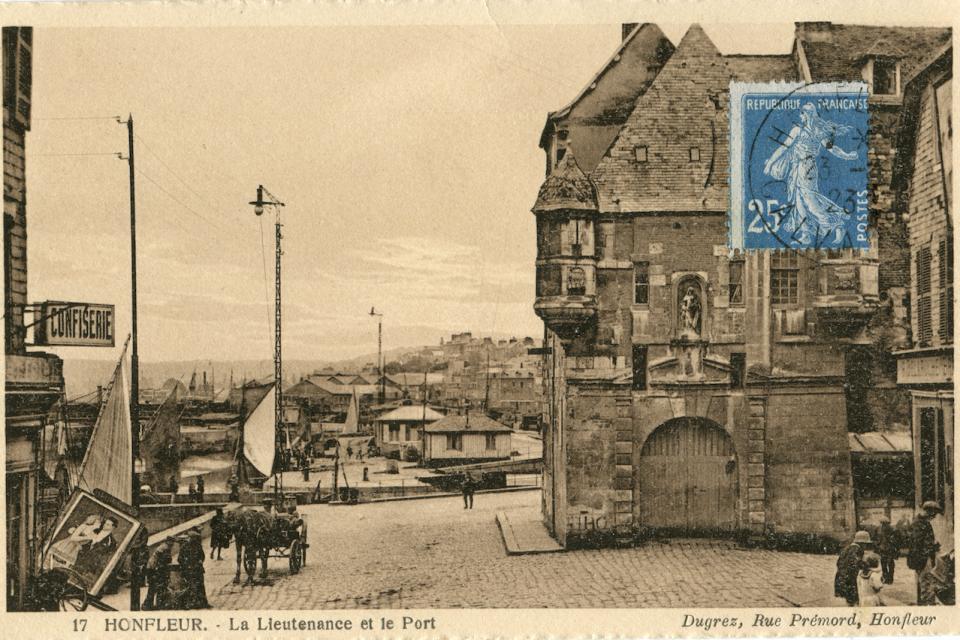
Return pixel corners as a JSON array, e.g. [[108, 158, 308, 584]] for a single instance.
[[59, 588, 88, 612], [289, 540, 301, 574]]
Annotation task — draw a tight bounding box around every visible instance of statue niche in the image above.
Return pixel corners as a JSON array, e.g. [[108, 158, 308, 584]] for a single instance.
[[678, 282, 703, 340]]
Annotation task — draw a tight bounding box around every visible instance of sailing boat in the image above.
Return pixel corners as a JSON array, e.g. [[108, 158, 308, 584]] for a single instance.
[[342, 387, 359, 434], [234, 381, 278, 487], [76, 338, 133, 505]]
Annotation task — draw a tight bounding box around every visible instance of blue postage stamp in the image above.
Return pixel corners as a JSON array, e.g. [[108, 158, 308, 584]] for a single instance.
[[729, 82, 870, 251]]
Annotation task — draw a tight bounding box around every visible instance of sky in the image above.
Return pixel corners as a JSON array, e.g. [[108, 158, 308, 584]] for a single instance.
[[26, 23, 795, 363]]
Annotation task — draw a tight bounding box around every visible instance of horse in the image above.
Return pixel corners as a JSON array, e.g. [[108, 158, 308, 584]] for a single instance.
[[222, 508, 272, 584]]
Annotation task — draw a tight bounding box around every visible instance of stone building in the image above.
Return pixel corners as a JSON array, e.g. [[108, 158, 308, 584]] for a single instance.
[[534, 23, 951, 547], [891, 42, 953, 548], [4, 27, 66, 609]]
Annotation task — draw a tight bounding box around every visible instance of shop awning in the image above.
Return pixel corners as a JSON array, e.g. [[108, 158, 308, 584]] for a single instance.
[[848, 432, 912, 455]]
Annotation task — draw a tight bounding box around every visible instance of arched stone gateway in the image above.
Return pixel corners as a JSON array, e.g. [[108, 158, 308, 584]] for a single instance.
[[638, 417, 738, 533]]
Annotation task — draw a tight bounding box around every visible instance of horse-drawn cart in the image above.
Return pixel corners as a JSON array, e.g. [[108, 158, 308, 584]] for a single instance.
[[258, 517, 308, 575], [228, 508, 309, 583]]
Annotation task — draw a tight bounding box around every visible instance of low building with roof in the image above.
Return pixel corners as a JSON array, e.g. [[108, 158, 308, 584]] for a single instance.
[[422, 413, 513, 467], [373, 404, 445, 458]]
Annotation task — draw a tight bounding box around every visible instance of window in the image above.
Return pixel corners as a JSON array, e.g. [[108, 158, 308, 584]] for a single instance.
[[634, 262, 649, 304], [555, 146, 566, 166], [730, 352, 746, 389], [770, 252, 800, 305], [632, 345, 648, 391], [917, 245, 933, 346], [388, 423, 400, 442], [939, 237, 954, 343], [567, 267, 586, 296], [634, 145, 648, 163], [446, 434, 462, 451], [689, 147, 701, 162], [872, 58, 898, 96], [919, 408, 946, 504], [485, 433, 496, 450], [729, 259, 744, 304]]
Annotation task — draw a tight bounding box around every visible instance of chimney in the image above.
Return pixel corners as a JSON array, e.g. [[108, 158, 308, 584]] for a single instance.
[[622, 23, 639, 42]]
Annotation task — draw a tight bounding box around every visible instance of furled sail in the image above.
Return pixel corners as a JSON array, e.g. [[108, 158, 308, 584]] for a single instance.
[[242, 382, 276, 477], [77, 343, 132, 504], [140, 383, 183, 491], [343, 387, 359, 434]]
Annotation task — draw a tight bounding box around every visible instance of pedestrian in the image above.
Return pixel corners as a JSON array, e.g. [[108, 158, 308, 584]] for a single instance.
[[188, 482, 197, 503], [210, 507, 229, 560], [227, 474, 240, 502], [907, 501, 941, 605], [346, 445, 354, 460], [876, 517, 899, 584], [835, 530, 871, 606], [168, 475, 179, 496], [301, 453, 310, 482], [196, 476, 205, 502], [142, 540, 172, 610], [461, 474, 474, 510], [178, 528, 209, 609], [858, 552, 885, 606]]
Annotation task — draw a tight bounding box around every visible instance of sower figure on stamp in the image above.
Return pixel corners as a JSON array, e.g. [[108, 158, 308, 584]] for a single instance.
[[762, 103, 858, 245], [835, 530, 871, 606], [907, 501, 941, 605]]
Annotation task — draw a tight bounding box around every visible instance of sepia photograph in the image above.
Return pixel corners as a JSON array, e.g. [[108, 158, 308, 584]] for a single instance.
[[1, 2, 956, 633]]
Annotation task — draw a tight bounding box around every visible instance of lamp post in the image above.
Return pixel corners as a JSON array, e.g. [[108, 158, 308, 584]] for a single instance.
[[369, 307, 384, 404], [250, 185, 285, 501]]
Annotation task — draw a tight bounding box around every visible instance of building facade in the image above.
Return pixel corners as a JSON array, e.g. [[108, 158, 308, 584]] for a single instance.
[[892, 43, 954, 549], [4, 27, 67, 610], [422, 414, 512, 467], [535, 23, 950, 547]]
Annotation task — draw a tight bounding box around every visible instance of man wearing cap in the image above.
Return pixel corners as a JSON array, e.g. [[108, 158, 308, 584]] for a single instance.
[[835, 530, 871, 606], [907, 501, 942, 605]]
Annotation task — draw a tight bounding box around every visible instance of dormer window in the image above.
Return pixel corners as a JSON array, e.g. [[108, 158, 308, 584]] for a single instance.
[[689, 147, 701, 162], [555, 146, 567, 167], [634, 145, 648, 163], [865, 57, 900, 97]]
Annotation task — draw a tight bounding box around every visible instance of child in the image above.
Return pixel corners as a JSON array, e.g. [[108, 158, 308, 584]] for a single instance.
[[858, 552, 884, 606]]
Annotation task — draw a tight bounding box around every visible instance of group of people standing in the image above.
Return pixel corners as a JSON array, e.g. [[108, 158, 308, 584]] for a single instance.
[[142, 527, 210, 610], [834, 501, 953, 606]]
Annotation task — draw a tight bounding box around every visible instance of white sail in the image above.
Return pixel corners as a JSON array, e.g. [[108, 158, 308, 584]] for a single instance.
[[77, 347, 132, 504], [343, 387, 359, 433], [243, 383, 276, 476]]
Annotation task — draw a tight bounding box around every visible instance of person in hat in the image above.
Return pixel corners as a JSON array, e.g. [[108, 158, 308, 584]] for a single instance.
[[143, 540, 172, 610], [875, 517, 899, 585], [857, 552, 885, 606], [227, 474, 240, 502], [178, 528, 209, 609], [210, 507, 230, 560], [835, 530, 872, 606], [196, 476, 205, 502], [907, 501, 942, 605]]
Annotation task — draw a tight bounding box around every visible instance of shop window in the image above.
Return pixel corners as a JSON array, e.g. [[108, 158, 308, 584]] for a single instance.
[[729, 259, 744, 305], [770, 252, 800, 305], [919, 407, 946, 504], [634, 262, 649, 305]]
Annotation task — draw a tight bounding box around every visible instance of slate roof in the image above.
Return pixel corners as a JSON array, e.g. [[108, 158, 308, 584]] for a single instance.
[[723, 54, 799, 82], [532, 147, 598, 212], [424, 414, 513, 433], [374, 406, 445, 422], [796, 23, 951, 82], [591, 25, 733, 212]]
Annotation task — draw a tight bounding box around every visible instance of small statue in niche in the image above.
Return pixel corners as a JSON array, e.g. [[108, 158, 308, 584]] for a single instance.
[[679, 285, 702, 338]]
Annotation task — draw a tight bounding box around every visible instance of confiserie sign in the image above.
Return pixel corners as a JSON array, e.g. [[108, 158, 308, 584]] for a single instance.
[[35, 301, 115, 347]]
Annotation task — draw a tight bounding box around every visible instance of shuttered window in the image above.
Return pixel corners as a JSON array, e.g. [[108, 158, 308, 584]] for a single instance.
[[634, 262, 649, 305], [917, 245, 933, 346], [939, 237, 953, 343], [729, 259, 744, 304]]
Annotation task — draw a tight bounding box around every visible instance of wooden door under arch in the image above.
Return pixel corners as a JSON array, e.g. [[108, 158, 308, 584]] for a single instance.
[[637, 418, 738, 533]]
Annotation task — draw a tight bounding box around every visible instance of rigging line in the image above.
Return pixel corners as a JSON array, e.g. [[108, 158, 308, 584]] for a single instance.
[[135, 133, 226, 217]]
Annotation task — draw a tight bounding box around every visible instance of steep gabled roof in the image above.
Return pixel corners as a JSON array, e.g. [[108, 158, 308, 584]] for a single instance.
[[532, 146, 597, 212], [424, 414, 513, 433], [591, 25, 732, 212], [796, 23, 951, 82], [724, 54, 799, 82], [375, 406, 445, 422]]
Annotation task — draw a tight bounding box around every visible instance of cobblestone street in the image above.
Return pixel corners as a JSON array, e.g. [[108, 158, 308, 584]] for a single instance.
[[204, 491, 917, 609]]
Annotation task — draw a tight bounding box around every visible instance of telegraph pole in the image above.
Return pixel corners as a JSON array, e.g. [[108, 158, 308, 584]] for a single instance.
[[125, 114, 141, 611], [369, 307, 384, 404], [250, 186, 285, 502]]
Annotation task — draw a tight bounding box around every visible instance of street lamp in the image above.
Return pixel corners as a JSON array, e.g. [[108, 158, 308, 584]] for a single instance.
[[249, 185, 285, 500], [369, 307, 384, 404]]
